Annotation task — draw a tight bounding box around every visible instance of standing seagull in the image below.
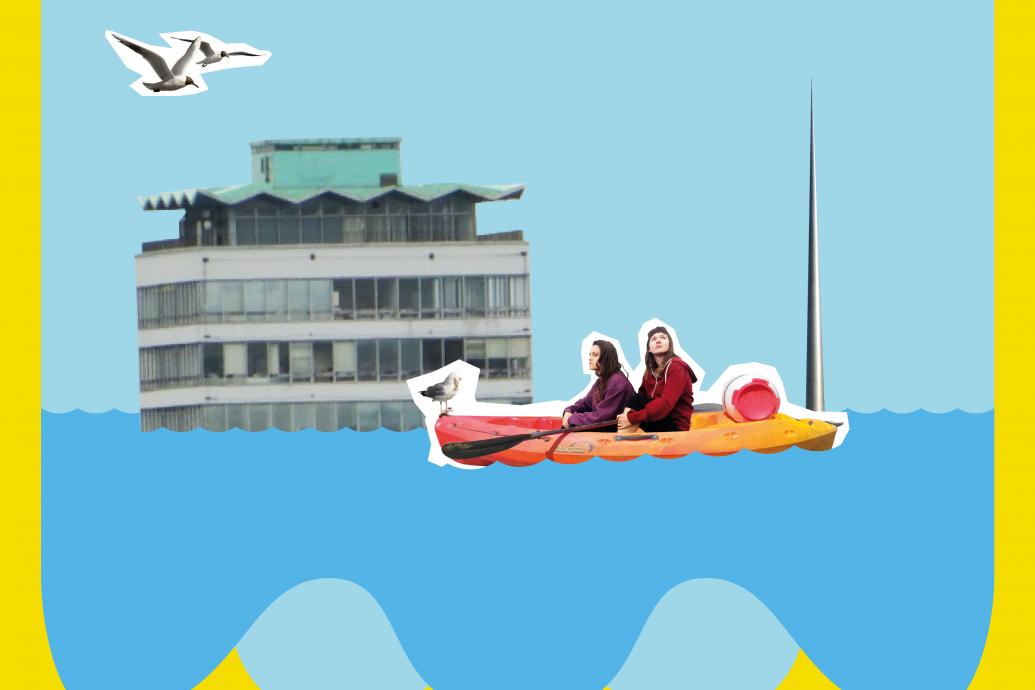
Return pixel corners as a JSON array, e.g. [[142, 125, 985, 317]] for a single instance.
[[171, 36, 262, 67], [111, 33, 201, 92], [420, 372, 462, 414]]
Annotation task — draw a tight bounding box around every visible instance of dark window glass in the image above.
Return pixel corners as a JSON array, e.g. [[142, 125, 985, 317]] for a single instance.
[[301, 217, 322, 243], [236, 218, 256, 245], [466, 338, 487, 373], [401, 339, 420, 378], [422, 339, 442, 373], [257, 217, 278, 245], [313, 341, 333, 382], [355, 279, 376, 318], [377, 278, 397, 318], [203, 343, 223, 379], [378, 339, 399, 380], [247, 342, 267, 378], [323, 216, 344, 243], [444, 338, 464, 365], [357, 341, 377, 381], [409, 213, 430, 242], [278, 342, 290, 381], [399, 279, 419, 318], [278, 216, 300, 244]]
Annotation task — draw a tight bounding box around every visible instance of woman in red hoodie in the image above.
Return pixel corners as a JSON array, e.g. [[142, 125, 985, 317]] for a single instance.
[[616, 326, 697, 432]]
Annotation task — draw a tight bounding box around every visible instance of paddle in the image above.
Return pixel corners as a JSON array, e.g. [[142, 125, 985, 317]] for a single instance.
[[441, 418, 621, 461]]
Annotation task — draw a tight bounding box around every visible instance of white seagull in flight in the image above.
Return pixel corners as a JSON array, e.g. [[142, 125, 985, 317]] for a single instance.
[[171, 36, 263, 67], [106, 30, 271, 96], [110, 33, 201, 93]]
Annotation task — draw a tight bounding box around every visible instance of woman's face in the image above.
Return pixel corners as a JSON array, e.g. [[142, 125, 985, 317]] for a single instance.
[[649, 332, 671, 356], [588, 345, 601, 371]]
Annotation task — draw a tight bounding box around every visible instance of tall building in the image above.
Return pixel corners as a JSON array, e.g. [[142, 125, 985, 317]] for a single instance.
[[136, 138, 531, 431]]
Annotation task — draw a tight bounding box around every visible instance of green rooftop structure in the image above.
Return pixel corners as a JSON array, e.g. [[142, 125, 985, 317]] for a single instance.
[[135, 138, 531, 432], [250, 138, 402, 188]]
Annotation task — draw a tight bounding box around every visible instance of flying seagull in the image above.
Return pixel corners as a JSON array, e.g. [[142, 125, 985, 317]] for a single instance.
[[420, 372, 462, 414], [171, 36, 263, 67], [110, 33, 201, 92]]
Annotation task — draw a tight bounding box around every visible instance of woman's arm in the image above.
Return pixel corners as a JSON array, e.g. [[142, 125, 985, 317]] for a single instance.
[[564, 390, 593, 415], [627, 365, 689, 424], [568, 377, 632, 426]]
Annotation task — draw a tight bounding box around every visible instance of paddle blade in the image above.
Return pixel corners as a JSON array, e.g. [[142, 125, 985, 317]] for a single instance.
[[441, 434, 532, 461]]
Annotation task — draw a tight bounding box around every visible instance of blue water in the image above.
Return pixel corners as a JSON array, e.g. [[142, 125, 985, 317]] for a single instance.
[[42, 411, 992, 690]]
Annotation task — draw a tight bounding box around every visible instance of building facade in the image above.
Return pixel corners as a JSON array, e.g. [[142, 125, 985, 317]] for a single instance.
[[137, 138, 531, 431]]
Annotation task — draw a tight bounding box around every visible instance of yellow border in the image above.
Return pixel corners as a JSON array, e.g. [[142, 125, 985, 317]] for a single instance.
[[4, 0, 61, 686], [968, 0, 1034, 685], [13, 2, 1027, 688]]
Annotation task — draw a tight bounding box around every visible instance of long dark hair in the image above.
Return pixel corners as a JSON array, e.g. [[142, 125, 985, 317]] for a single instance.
[[644, 326, 676, 374], [592, 340, 624, 402]]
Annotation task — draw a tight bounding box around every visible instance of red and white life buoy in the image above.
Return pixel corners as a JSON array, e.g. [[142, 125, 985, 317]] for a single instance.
[[723, 375, 780, 422]]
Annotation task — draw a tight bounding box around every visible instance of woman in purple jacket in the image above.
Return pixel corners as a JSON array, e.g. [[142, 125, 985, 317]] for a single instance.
[[561, 340, 635, 432]]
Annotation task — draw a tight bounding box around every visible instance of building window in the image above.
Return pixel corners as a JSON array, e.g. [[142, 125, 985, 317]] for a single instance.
[[248, 342, 268, 380], [333, 341, 357, 381], [357, 340, 377, 381], [378, 339, 399, 380], [355, 279, 376, 319], [203, 344, 223, 380], [144, 336, 532, 390], [141, 274, 530, 329]]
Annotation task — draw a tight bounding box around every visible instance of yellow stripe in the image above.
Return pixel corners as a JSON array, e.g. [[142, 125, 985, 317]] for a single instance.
[[969, 0, 1035, 685], [2, 0, 58, 687]]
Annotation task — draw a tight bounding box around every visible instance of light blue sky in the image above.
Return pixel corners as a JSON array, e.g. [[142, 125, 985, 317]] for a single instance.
[[42, 0, 992, 412]]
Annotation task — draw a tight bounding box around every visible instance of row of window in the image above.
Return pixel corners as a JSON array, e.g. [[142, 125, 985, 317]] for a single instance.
[[141, 397, 533, 433], [229, 196, 472, 218], [140, 336, 533, 391], [191, 197, 479, 247], [138, 275, 530, 329]]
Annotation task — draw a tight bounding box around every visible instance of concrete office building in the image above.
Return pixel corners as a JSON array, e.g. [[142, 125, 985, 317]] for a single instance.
[[136, 138, 530, 431]]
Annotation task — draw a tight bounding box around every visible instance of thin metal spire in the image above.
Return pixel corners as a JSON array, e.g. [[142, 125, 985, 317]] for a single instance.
[[806, 84, 825, 411]]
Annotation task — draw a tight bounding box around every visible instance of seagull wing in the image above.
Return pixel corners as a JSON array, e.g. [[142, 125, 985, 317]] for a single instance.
[[227, 51, 263, 57], [112, 34, 173, 80], [421, 383, 446, 399], [171, 36, 201, 76], [173, 36, 215, 58]]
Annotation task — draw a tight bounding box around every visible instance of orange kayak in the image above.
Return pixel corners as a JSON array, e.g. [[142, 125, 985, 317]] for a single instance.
[[435, 409, 840, 467]]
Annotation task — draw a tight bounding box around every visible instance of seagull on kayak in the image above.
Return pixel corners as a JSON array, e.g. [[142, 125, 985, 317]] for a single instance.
[[171, 36, 263, 67], [420, 372, 462, 414], [110, 33, 201, 92]]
